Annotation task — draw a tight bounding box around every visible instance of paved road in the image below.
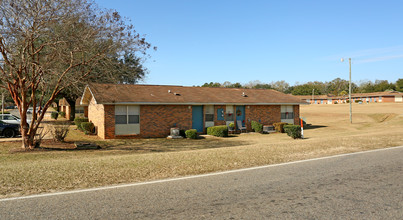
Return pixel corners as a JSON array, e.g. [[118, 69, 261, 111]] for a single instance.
[[1, 146, 403, 219]]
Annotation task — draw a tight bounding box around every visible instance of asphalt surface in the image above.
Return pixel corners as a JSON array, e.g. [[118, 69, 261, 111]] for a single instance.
[[1, 146, 403, 219]]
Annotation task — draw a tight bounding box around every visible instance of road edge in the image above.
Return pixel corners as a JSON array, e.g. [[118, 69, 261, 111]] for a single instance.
[[2, 145, 403, 202]]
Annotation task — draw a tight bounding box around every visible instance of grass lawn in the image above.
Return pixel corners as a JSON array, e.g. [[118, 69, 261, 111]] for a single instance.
[[1, 103, 403, 198]]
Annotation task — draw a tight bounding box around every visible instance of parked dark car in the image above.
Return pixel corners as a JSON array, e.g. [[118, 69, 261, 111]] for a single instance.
[[0, 120, 20, 138]]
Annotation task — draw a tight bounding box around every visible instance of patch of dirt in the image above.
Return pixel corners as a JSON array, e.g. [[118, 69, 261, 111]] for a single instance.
[[9, 140, 76, 153], [40, 140, 77, 149]]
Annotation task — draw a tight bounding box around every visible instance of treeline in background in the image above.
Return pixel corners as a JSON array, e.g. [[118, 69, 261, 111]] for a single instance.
[[199, 78, 403, 96]]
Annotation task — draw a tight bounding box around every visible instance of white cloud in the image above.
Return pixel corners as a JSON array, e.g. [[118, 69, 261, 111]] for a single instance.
[[356, 54, 403, 63], [322, 45, 403, 63]]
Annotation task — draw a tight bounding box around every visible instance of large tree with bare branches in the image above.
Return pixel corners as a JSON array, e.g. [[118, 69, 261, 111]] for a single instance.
[[0, 0, 153, 149], [60, 51, 149, 121]]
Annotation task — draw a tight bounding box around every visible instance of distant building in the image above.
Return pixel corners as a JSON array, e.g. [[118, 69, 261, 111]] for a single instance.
[[296, 91, 402, 104], [59, 97, 88, 119]]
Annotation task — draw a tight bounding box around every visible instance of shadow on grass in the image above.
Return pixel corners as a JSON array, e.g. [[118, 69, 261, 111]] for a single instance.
[[100, 137, 251, 153], [7, 130, 252, 154], [304, 125, 327, 130]]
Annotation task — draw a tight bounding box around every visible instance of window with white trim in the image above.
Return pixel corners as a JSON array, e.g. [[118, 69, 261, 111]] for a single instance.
[[76, 107, 85, 114], [115, 105, 140, 125], [205, 105, 214, 122], [225, 105, 234, 121], [281, 105, 294, 119]]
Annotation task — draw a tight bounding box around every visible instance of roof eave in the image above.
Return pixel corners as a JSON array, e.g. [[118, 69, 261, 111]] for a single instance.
[[80, 85, 97, 105]]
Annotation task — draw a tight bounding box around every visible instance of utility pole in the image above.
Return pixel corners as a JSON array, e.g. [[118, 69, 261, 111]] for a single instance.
[[312, 89, 314, 104], [341, 58, 352, 123], [348, 58, 352, 124]]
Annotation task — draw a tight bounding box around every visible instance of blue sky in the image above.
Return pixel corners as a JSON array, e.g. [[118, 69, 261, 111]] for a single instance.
[[96, 0, 403, 86]]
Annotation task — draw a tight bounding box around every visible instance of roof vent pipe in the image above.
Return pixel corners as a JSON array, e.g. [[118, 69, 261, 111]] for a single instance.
[[242, 92, 247, 97], [168, 90, 171, 93]]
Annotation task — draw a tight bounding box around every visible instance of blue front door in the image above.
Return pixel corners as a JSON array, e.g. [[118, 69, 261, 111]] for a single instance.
[[192, 106, 204, 132], [236, 106, 245, 126]]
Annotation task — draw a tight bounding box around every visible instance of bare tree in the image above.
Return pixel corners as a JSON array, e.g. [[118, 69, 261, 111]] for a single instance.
[[270, 80, 290, 93], [60, 52, 149, 121], [0, 0, 153, 149]]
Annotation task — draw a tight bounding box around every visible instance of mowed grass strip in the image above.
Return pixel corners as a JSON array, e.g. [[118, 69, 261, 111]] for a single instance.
[[1, 103, 403, 198]]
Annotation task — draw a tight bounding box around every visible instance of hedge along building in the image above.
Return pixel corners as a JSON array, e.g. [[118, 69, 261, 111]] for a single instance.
[[80, 83, 305, 139]]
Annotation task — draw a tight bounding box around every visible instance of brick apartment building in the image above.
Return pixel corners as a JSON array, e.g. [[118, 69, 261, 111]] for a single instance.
[[297, 91, 403, 104], [59, 97, 88, 120], [80, 83, 305, 139]]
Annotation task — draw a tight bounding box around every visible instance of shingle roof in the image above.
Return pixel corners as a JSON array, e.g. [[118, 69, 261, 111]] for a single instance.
[[295, 95, 331, 99], [82, 83, 305, 105], [351, 91, 401, 97], [59, 97, 86, 106]]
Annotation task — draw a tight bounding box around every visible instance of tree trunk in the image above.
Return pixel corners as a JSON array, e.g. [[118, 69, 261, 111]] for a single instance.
[[21, 132, 35, 149], [20, 119, 35, 149], [66, 97, 77, 121]]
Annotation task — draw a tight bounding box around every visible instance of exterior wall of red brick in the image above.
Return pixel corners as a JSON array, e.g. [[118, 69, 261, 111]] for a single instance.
[[293, 105, 300, 125], [245, 105, 281, 131], [90, 103, 301, 139], [84, 106, 88, 117], [140, 105, 192, 138], [103, 105, 115, 139], [66, 106, 71, 120], [61, 106, 66, 115], [382, 96, 395, 102]]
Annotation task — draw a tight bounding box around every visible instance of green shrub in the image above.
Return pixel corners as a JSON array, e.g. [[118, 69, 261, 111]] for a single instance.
[[81, 122, 95, 134], [251, 120, 263, 133], [284, 125, 301, 139], [58, 111, 66, 118], [74, 117, 89, 131], [207, 125, 228, 137], [355, 100, 361, 103], [185, 129, 198, 139], [51, 112, 59, 120], [273, 122, 287, 133], [228, 122, 235, 130]]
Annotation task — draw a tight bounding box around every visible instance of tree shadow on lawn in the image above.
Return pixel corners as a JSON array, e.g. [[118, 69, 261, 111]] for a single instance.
[[6, 134, 251, 154], [100, 137, 251, 153], [304, 125, 327, 130]]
